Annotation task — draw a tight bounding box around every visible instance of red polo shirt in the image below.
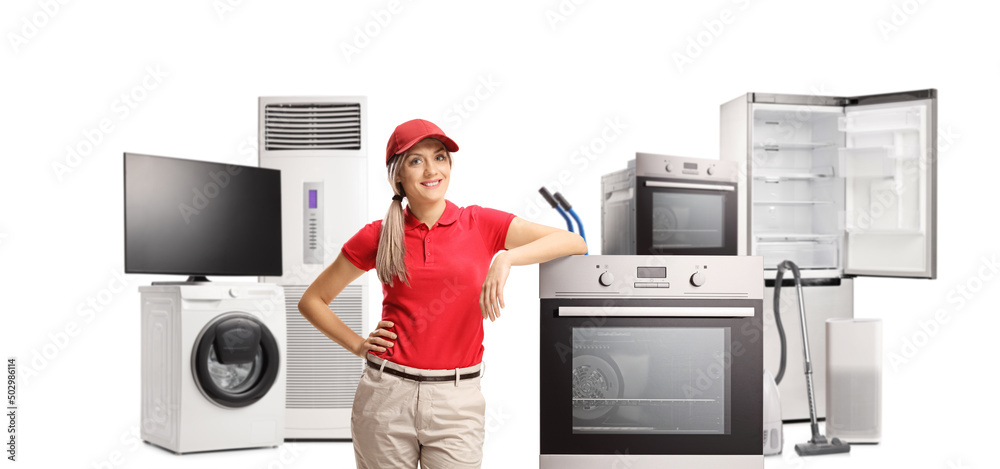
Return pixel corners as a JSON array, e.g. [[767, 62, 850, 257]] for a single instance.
[[341, 200, 516, 369]]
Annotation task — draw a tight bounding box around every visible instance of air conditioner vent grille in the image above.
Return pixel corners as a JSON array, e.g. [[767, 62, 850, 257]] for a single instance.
[[283, 285, 364, 409], [264, 103, 362, 151]]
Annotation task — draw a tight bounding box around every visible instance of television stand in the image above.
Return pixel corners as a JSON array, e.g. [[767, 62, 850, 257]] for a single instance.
[[152, 276, 212, 285]]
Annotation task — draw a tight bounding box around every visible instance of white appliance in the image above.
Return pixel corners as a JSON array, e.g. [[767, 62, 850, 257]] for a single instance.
[[140, 283, 286, 454], [720, 89, 937, 420], [826, 318, 882, 443], [258, 96, 369, 439]]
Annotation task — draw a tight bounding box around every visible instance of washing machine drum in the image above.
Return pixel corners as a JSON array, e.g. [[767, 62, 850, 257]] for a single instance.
[[193, 313, 280, 408]]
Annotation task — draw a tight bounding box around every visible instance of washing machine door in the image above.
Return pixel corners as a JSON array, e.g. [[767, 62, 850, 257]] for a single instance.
[[192, 312, 280, 408]]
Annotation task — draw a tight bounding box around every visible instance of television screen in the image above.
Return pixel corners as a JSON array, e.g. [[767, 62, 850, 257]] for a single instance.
[[124, 152, 282, 278]]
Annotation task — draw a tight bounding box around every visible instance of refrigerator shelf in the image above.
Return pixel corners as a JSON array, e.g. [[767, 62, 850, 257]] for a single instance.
[[754, 200, 833, 205], [839, 107, 922, 133], [754, 166, 836, 181], [840, 146, 919, 160], [839, 124, 920, 135], [755, 239, 839, 270], [845, 228, 923, 236], [753, 141, 837, 151], [756, 233, 840, 241], [753, 106, 843, 121]]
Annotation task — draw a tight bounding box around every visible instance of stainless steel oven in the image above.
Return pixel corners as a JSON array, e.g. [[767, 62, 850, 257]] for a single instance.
[[602, 153, 739, 256], [539, 255, 763, 468]]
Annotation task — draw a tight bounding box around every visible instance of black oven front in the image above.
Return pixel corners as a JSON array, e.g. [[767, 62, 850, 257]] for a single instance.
[[539, 255, 763, 469], [636, 176, 738, 256]]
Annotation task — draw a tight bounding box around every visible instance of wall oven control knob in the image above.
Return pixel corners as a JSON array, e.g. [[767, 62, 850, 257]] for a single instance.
[[599, 271, 615, 287], [707, 165, 716, 176], [690, 272, 706, 287], [665, 163, 674, 173]]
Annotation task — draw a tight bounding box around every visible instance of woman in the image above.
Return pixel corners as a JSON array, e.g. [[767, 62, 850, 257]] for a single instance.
[[298, 118, 587, 468]]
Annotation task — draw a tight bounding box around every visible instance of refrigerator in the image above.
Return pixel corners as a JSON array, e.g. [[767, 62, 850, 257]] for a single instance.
[[720, 89, 937, 421]]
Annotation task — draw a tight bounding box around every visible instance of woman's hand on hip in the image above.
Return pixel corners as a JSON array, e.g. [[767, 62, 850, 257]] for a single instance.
[[354, 320, 396, 358], [480, 252, 512, 322]]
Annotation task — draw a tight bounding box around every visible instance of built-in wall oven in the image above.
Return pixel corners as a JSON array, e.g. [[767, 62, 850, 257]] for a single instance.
[[602, 153, 739, 256], [539, 255, 763, 468]]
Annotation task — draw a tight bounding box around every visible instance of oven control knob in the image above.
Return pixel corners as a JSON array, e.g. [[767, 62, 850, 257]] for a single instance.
[[707, 165, 716, 176], [599, 271, 615, 287], [690, 272, 706, 287], [665, 163, 674, 173]]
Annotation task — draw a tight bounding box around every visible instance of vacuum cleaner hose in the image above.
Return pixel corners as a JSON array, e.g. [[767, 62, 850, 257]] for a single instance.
[[772, 267, 790, 385], [776, 260, 850, 456]]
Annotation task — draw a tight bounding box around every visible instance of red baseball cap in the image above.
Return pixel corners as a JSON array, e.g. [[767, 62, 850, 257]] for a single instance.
[[385, 119, 459, 164]]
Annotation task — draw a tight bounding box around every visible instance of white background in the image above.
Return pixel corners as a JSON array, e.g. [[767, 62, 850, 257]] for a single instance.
[[2, 1, 996, 468]]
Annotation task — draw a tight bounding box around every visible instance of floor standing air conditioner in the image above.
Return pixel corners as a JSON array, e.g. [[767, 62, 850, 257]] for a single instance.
[[258, 96, 368, 439]]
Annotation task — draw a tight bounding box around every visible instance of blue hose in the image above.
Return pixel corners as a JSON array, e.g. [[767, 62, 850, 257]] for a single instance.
[[567, 208, 587, 254], [555, 206, 574, 232]]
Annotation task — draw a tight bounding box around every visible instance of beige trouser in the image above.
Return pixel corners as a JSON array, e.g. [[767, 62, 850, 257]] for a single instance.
[[351, 357, 486, 469]]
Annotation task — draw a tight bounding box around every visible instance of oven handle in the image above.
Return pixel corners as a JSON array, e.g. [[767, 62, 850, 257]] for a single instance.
[[644, 180, 735, 192], [557, 306, 753, 317]]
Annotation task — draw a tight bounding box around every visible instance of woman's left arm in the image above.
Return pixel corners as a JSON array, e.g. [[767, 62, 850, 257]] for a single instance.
[[480, 217, 587, 321]]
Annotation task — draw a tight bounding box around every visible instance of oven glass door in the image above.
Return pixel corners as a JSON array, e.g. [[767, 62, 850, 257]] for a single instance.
[[572, 326, 726, 435], [540, 299, 761, 456], [636, 177, 738, 256]]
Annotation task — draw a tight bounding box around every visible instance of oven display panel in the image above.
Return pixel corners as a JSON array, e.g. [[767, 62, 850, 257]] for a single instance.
[[637, 267, 666, 278]]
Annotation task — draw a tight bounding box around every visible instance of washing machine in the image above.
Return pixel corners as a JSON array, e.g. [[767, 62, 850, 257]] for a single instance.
[[140, 283, 286, 454]]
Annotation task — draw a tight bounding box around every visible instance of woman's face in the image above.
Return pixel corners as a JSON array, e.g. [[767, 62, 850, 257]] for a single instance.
[[396, 138, 451, 205]]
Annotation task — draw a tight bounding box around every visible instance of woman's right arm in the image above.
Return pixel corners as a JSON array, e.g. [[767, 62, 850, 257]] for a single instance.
[[298, 253, 395, 358]]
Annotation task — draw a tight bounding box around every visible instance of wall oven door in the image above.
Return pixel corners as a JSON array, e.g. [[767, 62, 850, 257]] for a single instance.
[[540, 299, 762, 467], [636, 177, 738, 256]]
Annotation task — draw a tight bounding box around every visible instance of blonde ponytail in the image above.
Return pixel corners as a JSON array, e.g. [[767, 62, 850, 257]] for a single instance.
[[376, 155, 408, 286]]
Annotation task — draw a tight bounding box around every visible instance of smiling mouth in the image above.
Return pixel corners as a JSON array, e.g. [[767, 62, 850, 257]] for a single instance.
[[422, 180, 441, 187]]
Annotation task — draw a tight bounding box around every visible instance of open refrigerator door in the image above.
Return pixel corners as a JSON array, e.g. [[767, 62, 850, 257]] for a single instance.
[[842, 97, 937, 279]]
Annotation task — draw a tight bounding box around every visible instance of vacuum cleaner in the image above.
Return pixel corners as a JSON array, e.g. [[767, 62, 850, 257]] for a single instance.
[[773, 260, 851, 457]]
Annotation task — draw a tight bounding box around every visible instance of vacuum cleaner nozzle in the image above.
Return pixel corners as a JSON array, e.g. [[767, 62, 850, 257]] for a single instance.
[[794, 433, 850, 456]]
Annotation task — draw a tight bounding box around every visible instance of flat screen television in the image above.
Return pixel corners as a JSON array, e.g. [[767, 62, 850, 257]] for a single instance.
[[124, 152, 282, 281]]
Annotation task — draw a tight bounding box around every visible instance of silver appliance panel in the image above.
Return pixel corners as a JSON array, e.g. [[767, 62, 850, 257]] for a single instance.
[[540, 255, 763, 300], [634, 152, 739, 182]]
